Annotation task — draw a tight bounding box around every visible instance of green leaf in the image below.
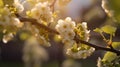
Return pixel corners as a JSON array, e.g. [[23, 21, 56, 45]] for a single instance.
[[102, 52, 117, 62], [112, 42, 120, 50], [101, 25, 117, 35], [2, 0, 14, 6], [93, 28, 102, 33]]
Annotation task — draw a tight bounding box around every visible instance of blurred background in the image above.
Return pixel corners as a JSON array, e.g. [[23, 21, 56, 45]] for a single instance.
[[0, 0, 120, 67]]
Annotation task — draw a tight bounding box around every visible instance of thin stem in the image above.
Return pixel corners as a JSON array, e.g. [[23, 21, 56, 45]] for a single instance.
[[100, 32, 114, 49], [17, 15, 120, 55], [108, 34, 114, 49], [110, 34, 113, 42], [50, 0, 57, 12], [100, 32, 107, 42]]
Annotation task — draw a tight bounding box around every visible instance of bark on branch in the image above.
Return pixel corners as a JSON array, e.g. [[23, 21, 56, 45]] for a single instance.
[[17, 15, 120, 55]]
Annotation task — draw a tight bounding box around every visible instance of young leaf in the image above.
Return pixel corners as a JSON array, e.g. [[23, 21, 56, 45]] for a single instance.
[[112, 42, 120, 50], [102, 52, 117, 62], [101, 25, 117, 35], [93, 28, 102, 33]]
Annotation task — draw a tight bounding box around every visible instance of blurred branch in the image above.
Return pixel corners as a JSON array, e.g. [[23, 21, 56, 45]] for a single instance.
[[16, 14, 59, 34], [50, 0, 57, 12], [17, 14, 120, 55]]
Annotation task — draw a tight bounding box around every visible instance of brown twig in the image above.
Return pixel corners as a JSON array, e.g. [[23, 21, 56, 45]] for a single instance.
[[50, 0, 57, 12], [16, 15, 59, 34], [17, 15, 120, 55], [74, 36, 120, 55]]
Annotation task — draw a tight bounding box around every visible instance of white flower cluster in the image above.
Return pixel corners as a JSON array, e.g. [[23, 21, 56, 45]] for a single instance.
[[97, 57, 103, 67], [31, 2, 53, 23], [23, 36, 48, 67], [81, 22, 90, 41], [55, 17, 76, 46], [3, 33, 14, 43], [13, 0, 24, 13], [66, 47, 95, 59], [0, 7, 23, 43], [65, 22, 93, 59], [23, 23, 50, 47], [0, 7, 23, 27], [56, 17, 94, 59]]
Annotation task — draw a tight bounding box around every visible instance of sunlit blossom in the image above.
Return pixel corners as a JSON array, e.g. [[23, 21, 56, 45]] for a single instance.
[[31, 2, 53, 23], [66, 47, 95, 59], [14, 0, 24, 13], [55, 17, 76, 45]]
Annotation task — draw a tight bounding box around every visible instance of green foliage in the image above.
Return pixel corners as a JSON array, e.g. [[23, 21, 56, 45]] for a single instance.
[[94, 25, 117, 45], [94, 25, 117, 35], [102, 52, 117, 62], [112, 42, 120, 50], [102, 42, 120, 66], [101, 25, 117, 36], [94, 28, 102, 33]]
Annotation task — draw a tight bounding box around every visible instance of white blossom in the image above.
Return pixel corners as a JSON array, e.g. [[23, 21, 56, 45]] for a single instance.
[[31, 2, 53, 23], [55, 17, 76, 45], [23, 36, 48, 67], [12, 17, 23, 28], [14, 0, 24, 13], [97, 57, 102, 67], [81, 22, 90, 41], [66, 47, 95, 59], [2, 33, 14, 43], [0, 7, 23, 27]]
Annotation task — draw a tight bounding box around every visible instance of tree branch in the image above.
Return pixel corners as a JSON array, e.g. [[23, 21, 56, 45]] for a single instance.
[[17, 15, 120, 55], [17, 15, 59, 34], [74, 36, 120, 55], [50, 0, 57, 12]]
